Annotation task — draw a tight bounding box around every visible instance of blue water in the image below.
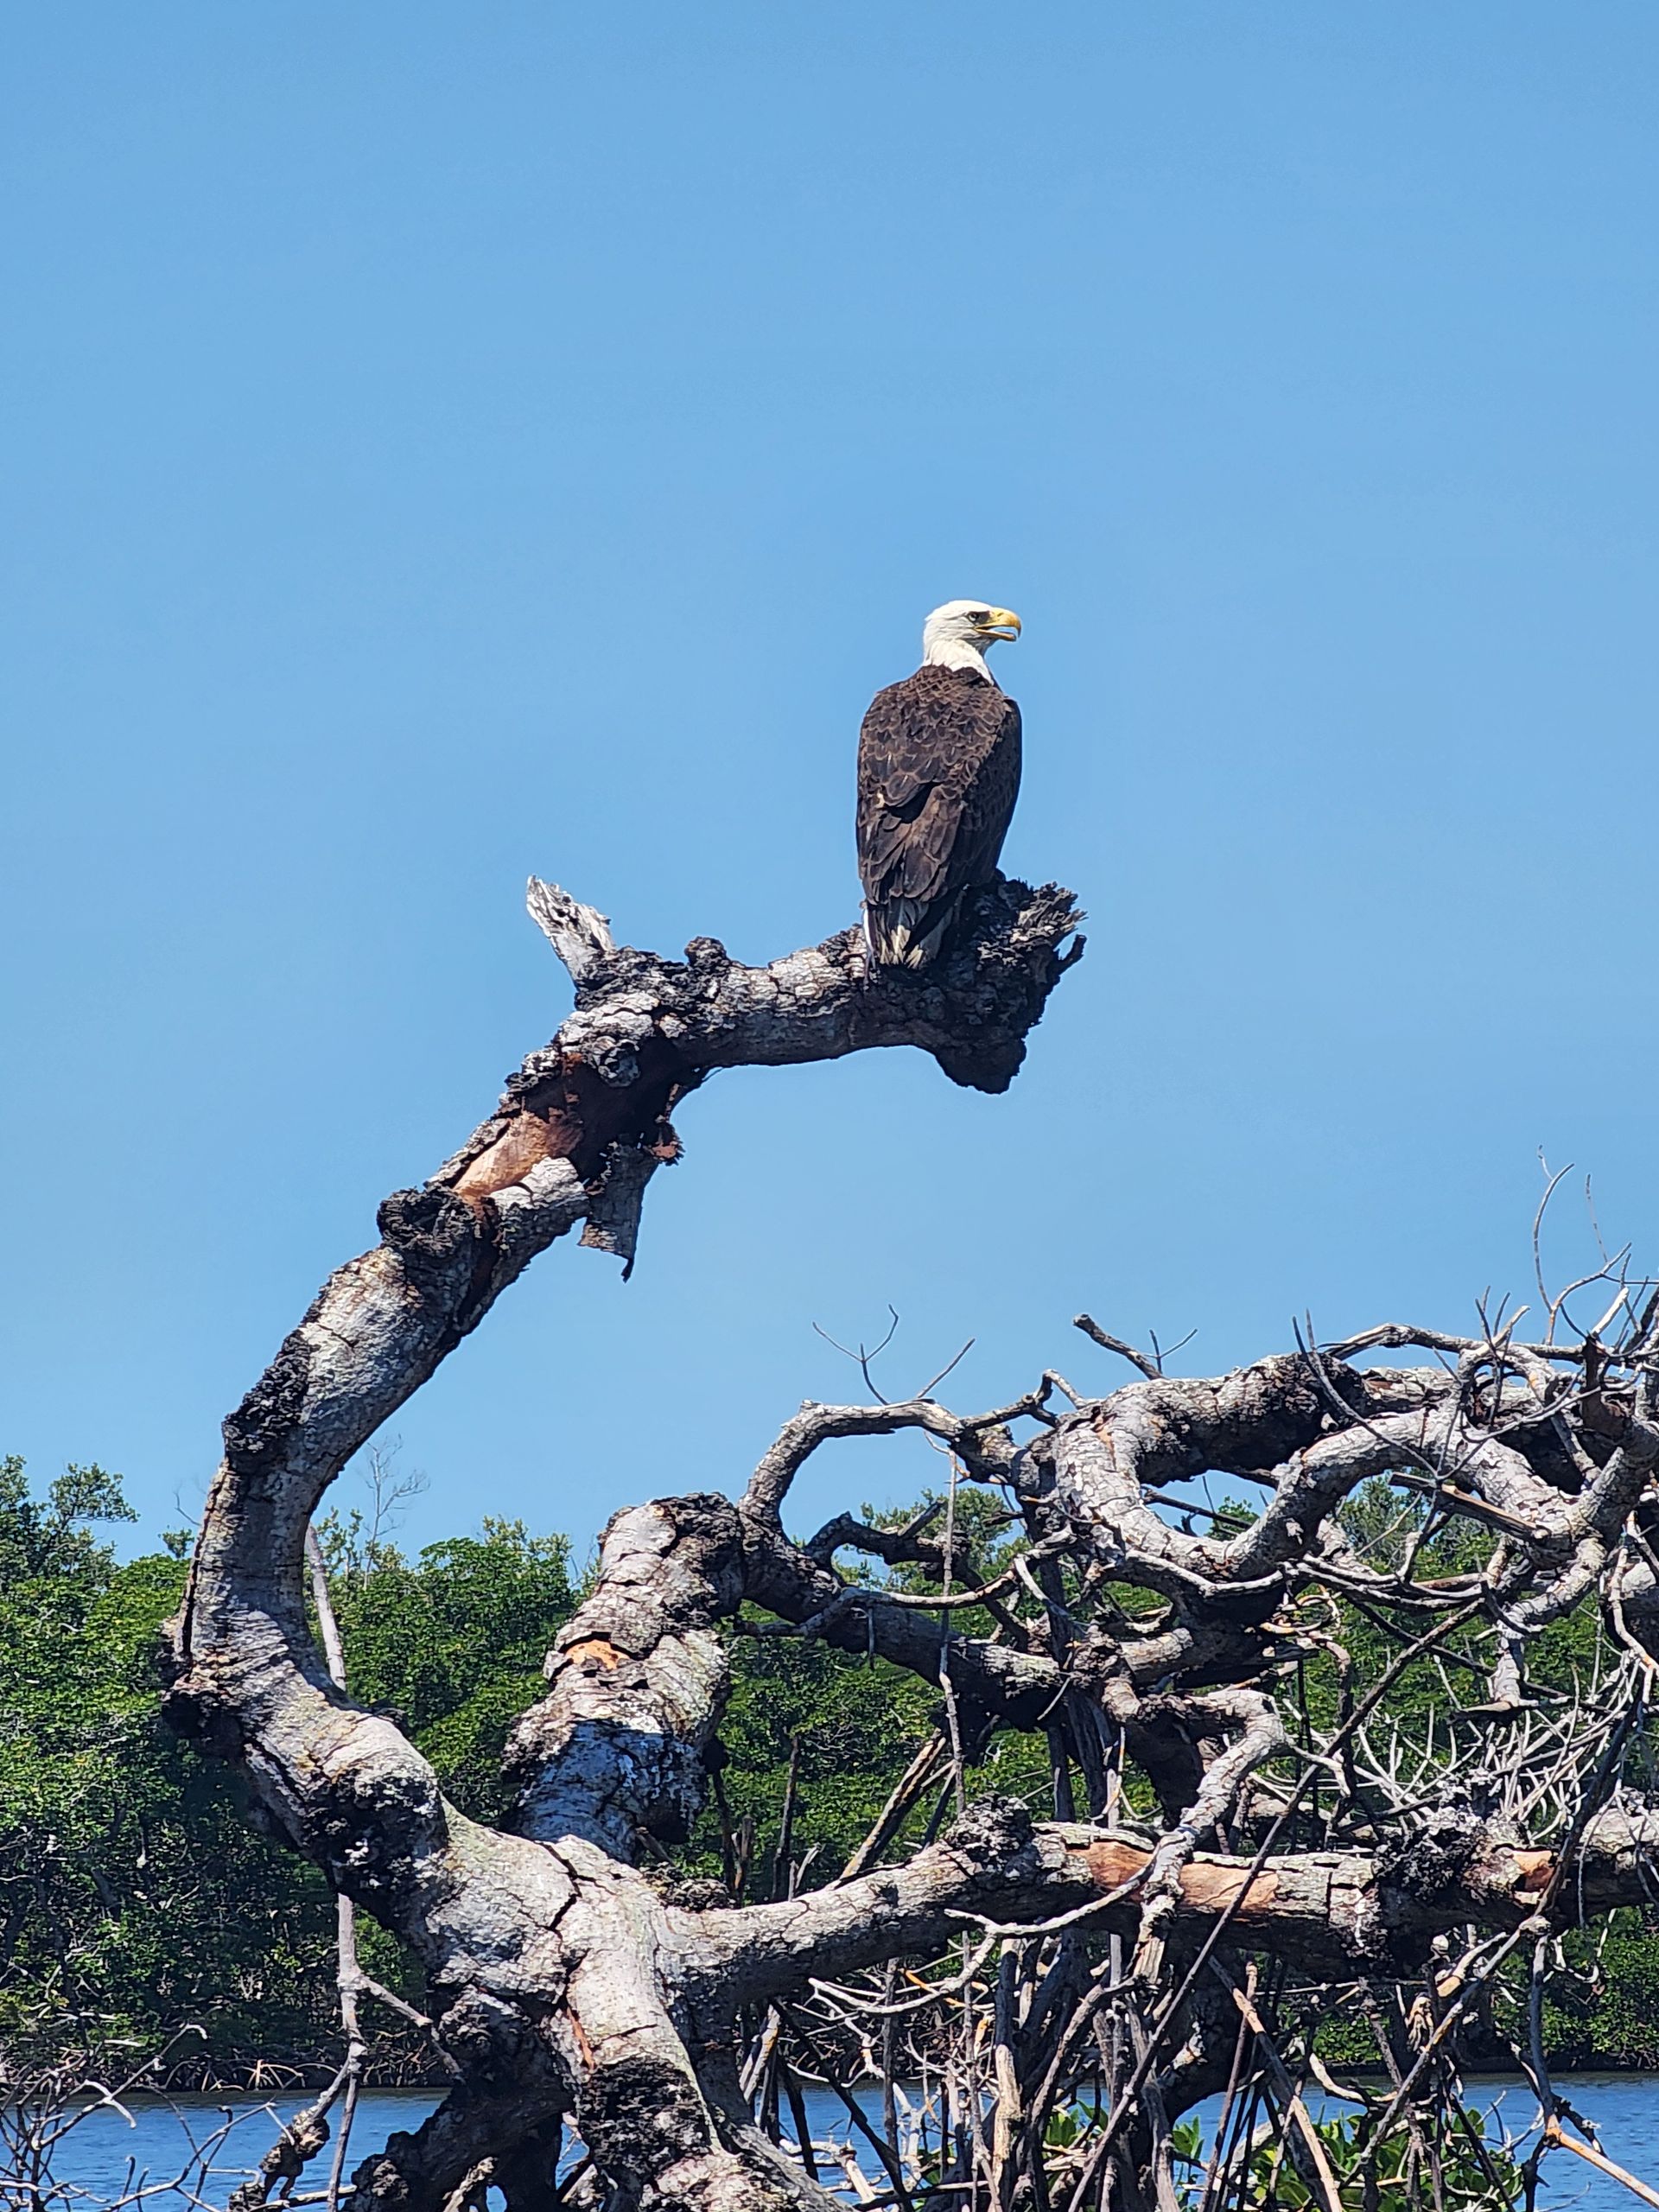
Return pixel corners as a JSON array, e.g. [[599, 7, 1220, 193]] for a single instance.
[[14, 2076, 1659, 2207]]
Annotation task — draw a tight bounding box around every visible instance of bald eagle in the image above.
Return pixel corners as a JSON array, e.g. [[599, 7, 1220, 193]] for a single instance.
[[856, 600, 1023, 969]]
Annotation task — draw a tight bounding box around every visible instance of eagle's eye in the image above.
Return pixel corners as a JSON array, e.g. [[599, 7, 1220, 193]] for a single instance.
[[967, 609, 990, 626]]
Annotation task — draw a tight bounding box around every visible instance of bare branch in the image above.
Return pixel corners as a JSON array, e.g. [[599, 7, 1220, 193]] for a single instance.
[[525, 878, 618, 987]]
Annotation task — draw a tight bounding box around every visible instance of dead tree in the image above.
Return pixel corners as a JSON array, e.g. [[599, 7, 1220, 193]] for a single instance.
[[162, 878, 1659, 2212]]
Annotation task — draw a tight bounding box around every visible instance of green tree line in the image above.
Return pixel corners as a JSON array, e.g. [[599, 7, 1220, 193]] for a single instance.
[[4, 1456, 1659, 2083]]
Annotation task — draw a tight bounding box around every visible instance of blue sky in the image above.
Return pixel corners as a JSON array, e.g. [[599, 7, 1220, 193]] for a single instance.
[[4, 4, 1656, 1557]]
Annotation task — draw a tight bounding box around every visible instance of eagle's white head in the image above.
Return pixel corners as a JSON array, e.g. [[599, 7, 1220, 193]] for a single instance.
[[921, 600, 1022, 683]]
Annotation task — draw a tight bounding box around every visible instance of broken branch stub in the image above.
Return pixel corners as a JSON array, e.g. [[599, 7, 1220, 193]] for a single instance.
[[525, 878, 617, 987]]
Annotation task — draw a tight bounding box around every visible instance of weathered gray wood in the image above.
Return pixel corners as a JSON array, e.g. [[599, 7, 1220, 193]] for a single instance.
[[163, 881, 1084, 2212], [159, 862, 1659, 2212]]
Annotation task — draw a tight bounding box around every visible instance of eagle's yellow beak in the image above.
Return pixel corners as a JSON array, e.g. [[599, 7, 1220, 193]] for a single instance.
[[983, 607, 1022, 641]]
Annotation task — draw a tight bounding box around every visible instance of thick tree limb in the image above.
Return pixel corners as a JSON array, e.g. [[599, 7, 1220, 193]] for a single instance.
[[166, 884, 1079, 1821], [505, 1495, 744, 1855], [162, 885, 1079, 2212], [679, 1796, 1659, 2007]]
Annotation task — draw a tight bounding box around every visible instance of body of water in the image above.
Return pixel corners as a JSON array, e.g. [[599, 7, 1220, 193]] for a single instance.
[[14, 2077, 1659, 2208]]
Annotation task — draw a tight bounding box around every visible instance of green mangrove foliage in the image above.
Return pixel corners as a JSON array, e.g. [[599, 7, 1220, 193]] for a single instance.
[[4, 1458, 1659, 2089]]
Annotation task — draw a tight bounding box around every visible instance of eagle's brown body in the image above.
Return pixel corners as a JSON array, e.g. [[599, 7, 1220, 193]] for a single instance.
[[855, 662, 1022, 968]]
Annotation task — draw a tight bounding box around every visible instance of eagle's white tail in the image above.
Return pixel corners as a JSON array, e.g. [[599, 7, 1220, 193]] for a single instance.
[[863, 895, 957, 970]]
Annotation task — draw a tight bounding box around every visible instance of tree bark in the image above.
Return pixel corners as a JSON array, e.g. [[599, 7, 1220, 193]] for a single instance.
[[161, 869, 1659, 2211], [164, 882, 1084, 2212]]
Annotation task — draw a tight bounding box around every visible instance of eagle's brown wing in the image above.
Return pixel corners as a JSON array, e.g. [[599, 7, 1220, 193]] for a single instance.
[[856, 664, 1022, 968]]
